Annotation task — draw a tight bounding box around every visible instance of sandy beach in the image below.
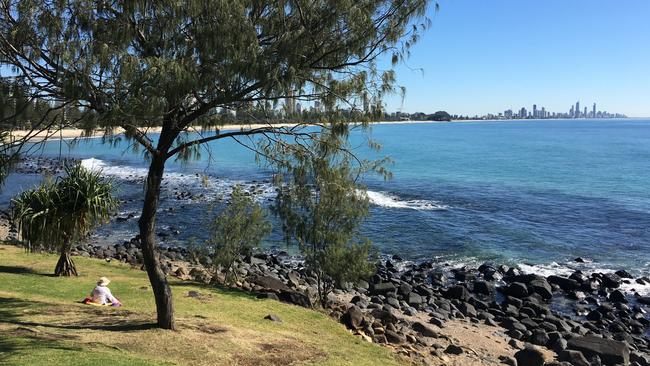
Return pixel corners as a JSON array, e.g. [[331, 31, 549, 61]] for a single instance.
[[6, 120, 460, 142]]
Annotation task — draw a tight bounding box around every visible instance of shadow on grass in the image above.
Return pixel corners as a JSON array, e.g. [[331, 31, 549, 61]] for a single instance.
[[0, 297, 156, 334], [172, 280, 260, 300], [0, 298, 83, 362], [0, 265, 42, 275]]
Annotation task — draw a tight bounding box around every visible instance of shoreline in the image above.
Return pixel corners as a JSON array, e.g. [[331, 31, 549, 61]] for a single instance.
[[2, 228, 648, 364], [8, 118, 641, 142]]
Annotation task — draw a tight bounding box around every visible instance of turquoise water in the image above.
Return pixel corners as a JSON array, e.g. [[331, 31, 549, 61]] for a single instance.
[[4, 119, 650, 276]]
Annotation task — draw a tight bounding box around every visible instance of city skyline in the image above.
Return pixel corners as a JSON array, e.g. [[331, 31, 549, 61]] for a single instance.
[[377, 1, 650, 117]]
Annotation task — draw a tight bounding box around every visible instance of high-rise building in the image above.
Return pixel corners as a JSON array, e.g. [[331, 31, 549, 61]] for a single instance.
[[570, 105, 574, 116], [520, 107, 527, 118], [541, 107, 546, 118], [575, 101, 580, 118], [533, 104, 537, 118], [583, 107, 587, 117], [592, 103, 596, 118]]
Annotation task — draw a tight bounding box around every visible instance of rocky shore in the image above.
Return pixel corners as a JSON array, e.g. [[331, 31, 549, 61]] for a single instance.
[[29, 235, 643, 366], [3, 157, 650, 365]]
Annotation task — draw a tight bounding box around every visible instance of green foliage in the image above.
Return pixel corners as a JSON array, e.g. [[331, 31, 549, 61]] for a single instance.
[[272, 133, 377, 305], [11, 161, 118, 254], [202, 186, 271, 284]]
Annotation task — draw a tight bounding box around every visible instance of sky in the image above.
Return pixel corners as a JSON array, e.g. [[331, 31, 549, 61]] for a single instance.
[[379, 0, 650, 117]]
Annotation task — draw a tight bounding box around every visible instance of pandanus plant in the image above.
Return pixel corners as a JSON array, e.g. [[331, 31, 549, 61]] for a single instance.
[[11, 161, 118, 276]]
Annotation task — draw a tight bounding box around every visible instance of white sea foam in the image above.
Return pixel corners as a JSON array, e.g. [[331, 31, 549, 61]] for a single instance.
[[366, 190, 448, 211], [81, 158, 276, 202], [518, 261, 650, 296]]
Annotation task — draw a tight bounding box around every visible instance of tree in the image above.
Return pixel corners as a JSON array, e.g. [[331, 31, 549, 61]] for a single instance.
[[272, 134, 378, 306], [202, 185, 271, 284], [1, 0, 432, 329], [11, 162, 118, 276]]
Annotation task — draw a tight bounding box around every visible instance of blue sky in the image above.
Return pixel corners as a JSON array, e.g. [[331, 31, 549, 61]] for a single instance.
[[380, 0, 650, 117]]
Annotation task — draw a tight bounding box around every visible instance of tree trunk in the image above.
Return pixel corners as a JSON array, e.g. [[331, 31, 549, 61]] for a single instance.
[[139, 152, 175, 330], [54, 244, 77, 276]]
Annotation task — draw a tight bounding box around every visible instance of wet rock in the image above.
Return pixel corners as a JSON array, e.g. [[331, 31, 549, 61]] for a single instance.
[[600, 273, 622, 289], [529, 278, 553, 300], [608, 289, 627, 303], [504, 282, 529, 298], [615, 270, 633, 279]]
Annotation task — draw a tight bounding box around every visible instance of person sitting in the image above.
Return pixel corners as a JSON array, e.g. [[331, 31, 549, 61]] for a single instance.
[[83, 277, 122, 306]]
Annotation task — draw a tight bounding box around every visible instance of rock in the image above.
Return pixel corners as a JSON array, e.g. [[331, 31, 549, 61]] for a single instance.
[[574, 257, 586, 263], [257, 292, 279, 301], [444, 344, 463, 355], [264, 314, 282, 322], [187, 290, 201, 298], [514, 345, 545, 366], [412, 321, 439, 338], [600, 273, 622, 289], [567, 335, 630, 366], [407, 292, 424, 306], [504, 282, 529, 298], [277, 290, 312, 308], [608, 289, 627, 303], [529, 329, 549, 346], [498, 355, 517, 366], [458, 302, 477, 318], [473, 280, 494, 296], [370, 282, 396, 296], [528, 278, 553, 300], [342, 305, 364, 330], [249, 275, 290, 292], [559, 350, 590, 366], [445, 285, 470, 301], [636, 296, 650, 305], [384, 329, 405, 344], [615, 270, 633, 279], [398, 282, 412, 297]]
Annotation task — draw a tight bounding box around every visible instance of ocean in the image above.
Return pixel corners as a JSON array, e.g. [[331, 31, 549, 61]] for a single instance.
[[3, 119, 650, 287]]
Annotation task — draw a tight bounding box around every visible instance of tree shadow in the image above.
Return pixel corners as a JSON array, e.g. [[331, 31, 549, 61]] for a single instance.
[[172, 280, 259, 300], [0, 265, 41, 275], [0, 298, 83, 362], [0, 297, 156, 334]]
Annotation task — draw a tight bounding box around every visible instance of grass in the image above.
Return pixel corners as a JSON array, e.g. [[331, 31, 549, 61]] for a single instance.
[[0, 244, 403, 366]]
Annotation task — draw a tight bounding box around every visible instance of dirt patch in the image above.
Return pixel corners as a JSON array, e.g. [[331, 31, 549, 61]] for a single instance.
[[236, 340, 326, 366]]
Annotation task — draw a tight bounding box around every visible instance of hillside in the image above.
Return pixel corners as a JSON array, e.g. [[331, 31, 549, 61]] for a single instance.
[[0, 244, 402, 366]]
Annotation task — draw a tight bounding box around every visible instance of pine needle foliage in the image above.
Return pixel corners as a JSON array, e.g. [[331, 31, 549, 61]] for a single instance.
[[272, 133, 378, 306], [203, 186, 272, 284], [11, 161, 118, 276]]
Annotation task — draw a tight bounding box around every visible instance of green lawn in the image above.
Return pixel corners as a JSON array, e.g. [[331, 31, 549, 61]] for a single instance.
[[0, 244, 403, 366]]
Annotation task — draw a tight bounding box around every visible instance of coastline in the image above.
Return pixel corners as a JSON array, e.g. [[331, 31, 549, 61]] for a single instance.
[[7, 118, 639, 142], [2, 226, 647, 364]]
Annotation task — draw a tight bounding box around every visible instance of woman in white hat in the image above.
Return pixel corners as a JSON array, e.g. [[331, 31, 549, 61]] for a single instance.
[[88, 277, 122, 306]]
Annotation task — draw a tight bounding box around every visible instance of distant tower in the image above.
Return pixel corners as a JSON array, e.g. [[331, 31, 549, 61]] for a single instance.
[[592, 103, 596, 118], [575, 101, 580, 118], [570, 105, 574, 116], [533, 104, 537, 118], [541, 107, 546, 118], [583, 107, 587, 117]]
